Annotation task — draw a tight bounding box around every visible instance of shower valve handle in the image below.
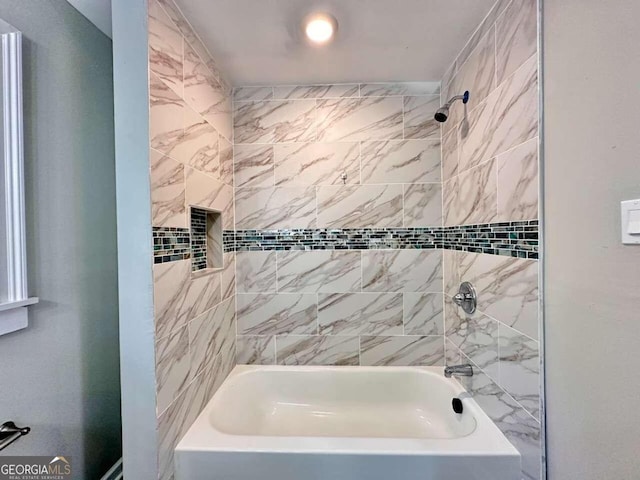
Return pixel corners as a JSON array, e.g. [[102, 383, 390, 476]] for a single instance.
[[453, 282, 477, 315]]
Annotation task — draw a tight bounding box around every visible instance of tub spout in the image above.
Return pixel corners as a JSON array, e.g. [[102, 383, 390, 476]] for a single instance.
[[444, 364, 474, 378]]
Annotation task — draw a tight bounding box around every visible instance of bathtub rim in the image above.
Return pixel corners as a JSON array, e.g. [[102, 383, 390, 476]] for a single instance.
[[176, 364, 520, 459]]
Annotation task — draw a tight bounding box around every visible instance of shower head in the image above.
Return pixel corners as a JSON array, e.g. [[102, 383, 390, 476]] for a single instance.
[[434, 90, 470, 123], [434, 107, 449, 123]]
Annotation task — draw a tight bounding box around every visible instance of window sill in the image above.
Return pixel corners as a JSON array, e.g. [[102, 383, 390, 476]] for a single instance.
[[0, 297, 38, 312], [0, 298, 39, 336]]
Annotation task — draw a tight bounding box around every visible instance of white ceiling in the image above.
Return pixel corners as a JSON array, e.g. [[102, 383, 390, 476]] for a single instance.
[[175, 0, 496, 86]]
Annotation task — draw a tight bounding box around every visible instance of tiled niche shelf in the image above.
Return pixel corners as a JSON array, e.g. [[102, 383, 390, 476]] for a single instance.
[[190, 207, 223, 272], [152, 209, 228, 267]]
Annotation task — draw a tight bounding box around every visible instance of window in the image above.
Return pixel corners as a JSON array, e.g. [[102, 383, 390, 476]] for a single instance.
[[0, 19, 37, 336]]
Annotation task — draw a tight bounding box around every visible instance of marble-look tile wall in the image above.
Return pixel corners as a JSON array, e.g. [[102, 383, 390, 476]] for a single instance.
[[233, 82, 442, 229], [147, 1, 235, 478], [233, 82, 446, 367], [441, 0, 538, 226], [441, 1, 542, 479], [236, 249, 444, 366]]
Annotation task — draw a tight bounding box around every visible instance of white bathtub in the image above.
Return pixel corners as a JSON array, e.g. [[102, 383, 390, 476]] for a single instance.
[[175, 365, 520, 480]]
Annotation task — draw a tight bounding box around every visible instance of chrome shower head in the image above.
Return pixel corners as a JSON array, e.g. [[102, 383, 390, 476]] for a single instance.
[[434, 107, 449, 123], [434, 90, 470, 123]]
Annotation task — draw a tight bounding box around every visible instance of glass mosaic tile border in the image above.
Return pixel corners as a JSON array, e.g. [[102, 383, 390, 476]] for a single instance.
[[153, 220, 539, 264], [231, 220, 539, 258], [153, 227, 191, 264], [441, 220, 539, 258], [153, 226, 235, 265]]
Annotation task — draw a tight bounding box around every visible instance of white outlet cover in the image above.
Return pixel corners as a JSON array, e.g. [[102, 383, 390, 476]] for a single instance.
[[621, 199, 640, 244]]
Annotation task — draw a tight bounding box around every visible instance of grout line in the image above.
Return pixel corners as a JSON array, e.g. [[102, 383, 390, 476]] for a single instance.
[[358, 142, 362, 185], [494, 22, 499, 90], [315, 293, 320, 335], [401, 95, 406, 140], [494, 155, 500, 221]]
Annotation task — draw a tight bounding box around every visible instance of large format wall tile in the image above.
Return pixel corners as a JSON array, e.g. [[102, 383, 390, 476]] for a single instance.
[[317, 185, 403, 228], [234, 99, 316, 144], [236, 293, 317, 336], [218, 136, 233, 186], [448, 0, 512, 79], [360, 335, 445, 366], [361, 139, 441, 184], [442, 176, 459, 226], [150, 4, 235, 480], [149, 72, 184, 156], [185, 167, 234, 229], [442, 27, 496, 135], [221, 252, 235, 300], [277, 250, 361, 293], [274, 142, 360, 186], [360, 82, 440, 97], [445, 298, 500, 381], [156, 325, 190, 414], [362, 250, 442, 293], [276, 335, 359, 366], [235, 186, 316, 229], [157, 373, 196, 480], [440, 4, 541, 479], [403, 96, 441, 139], [499, 325, 540, 419], [188, 297, 235, 378], [316, 96, 404, 142], [403, 184, 442, 227], [150, 72, 222, 176], [233, 86, 273, 102], [318, 293, 403, 336], [150, 149, 186, 228], [236, 251, 277, 293], [497, 138, 539, 222], [460, 367, 541, 480], [148, 0, 183, 96], [458, 251, 539, 340], [445, 338, 462, 366], [233, 144, 274, 188], [156, 0, 218, 78], [177, 106, 219, 175], [443, 249, 460, 297], [157, 349, 231, 480], [403, 293, 444, 335], [184, 43, 232, 141], [153, 260, 221, 339], [236, 336, 276, 364], [442, 128, 458, 181], [273, 84, 359, 99], [496, 0, 538, 85], [459, 56, 538, 172], [456, 159, 497, 225]]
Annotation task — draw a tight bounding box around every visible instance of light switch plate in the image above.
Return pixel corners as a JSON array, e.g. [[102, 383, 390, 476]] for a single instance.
[[621, 199, 640, 244]]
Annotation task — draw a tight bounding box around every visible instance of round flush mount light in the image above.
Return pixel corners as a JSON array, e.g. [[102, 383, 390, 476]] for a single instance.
[[304, 12, 338, 45]]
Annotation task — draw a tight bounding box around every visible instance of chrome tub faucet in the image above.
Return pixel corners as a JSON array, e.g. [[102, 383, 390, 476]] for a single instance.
[[444, 364, 474, 378]]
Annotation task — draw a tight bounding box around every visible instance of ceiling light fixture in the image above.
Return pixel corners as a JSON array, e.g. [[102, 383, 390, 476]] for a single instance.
[[304, 13, 338, 45]]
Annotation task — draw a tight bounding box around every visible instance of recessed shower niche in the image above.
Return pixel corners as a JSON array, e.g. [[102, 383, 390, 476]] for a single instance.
[[190, 207, 222, 272]]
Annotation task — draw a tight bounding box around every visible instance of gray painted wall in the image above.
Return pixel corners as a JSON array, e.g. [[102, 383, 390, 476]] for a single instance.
[[0, 1, 121, 478], [111, 0, 158, 478], [543, 1, 640, 478]]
